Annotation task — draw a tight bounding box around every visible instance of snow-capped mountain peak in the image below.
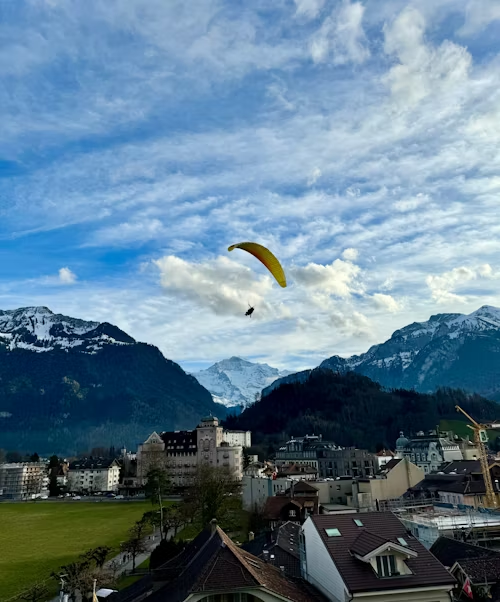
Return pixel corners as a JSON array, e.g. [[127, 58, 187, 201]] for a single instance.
[[190, 357, 293, 407], [0, 306, 135, 353]]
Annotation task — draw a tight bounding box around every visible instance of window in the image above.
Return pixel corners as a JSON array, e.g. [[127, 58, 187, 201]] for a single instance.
[[397, 537, 408, 546], [325, 528, 341, 537], [289, 509, 296, 517], [376, 555, 397, 577], [354, 519, 363, 526]]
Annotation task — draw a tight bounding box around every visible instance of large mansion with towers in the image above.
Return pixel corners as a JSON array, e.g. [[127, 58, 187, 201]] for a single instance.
[[136, 416, 251, 486]]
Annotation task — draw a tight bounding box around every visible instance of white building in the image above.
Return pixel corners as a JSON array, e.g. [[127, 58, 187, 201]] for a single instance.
[[222, 429, 251, 448], [0, 462, 49, 500], [67, 458, 121, 493], [137, 416, 248, 486], [242, 475, 293, 511]]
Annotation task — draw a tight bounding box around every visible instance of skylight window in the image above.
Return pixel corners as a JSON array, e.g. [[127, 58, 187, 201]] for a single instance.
[[354, 519, 363, 526], [397, 537, 408, 546], [325, 528, 341, 537]]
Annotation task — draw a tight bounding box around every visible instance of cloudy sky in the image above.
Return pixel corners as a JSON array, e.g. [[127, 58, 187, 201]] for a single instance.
[[1, 0, 500, 372]]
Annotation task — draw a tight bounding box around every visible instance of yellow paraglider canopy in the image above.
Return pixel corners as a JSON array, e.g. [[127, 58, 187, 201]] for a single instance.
[[228, 242, 287, 288]]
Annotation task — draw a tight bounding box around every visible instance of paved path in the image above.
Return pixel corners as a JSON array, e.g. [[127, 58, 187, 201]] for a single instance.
[[50, 528, 173, 602]]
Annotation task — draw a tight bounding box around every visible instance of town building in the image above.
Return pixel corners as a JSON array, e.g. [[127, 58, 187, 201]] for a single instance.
[[242, 475, 293, 511], [275, 434, 338, 471], [0, 462, 49, 500], [375, 448, 396, 470], [395, 430, 474, 474], [241, 521, 302, 579], [67, 458, 121, 493], [136, 416, 247, 487], [317, 447, 377, 479], [407, 459, 500, 509], [347, 458, 424, 511], [276, 463, 318, 481], [429, 536, 500, 599], [263, 481, 320, 529], [300, 512, 455, 602]]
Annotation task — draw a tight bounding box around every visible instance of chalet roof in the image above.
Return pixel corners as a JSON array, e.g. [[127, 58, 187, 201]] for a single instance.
[[430, 536, 500, 569], [310, 513, 455, 594], [149, 522, 324, 602], [263, 497, 302, 520]]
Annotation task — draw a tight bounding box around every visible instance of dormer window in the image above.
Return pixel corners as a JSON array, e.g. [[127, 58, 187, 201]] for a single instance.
[[376, 555, 398, 577]]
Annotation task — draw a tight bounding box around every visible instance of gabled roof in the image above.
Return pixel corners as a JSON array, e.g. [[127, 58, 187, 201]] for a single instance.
[[263, 497, 302, 520], [379, 458, 401, 472], [350, 530, 395, 557], [310, 513, 455, 594], [288, 480, 319, 494], [453, 557, 500, 583], [436, 479, 486, 495], [376, 449, 395, 457], [276, 521, 300, 559], [150, 522, 324, 602], [430, 536, 500, 568]]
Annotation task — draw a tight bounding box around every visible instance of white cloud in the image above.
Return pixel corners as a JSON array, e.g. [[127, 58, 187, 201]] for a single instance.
[[383, 7, 471, 106], [307, 167, 322, 186], [426, 264, 498, 303], [58, 267, 77, 284], [290, 258, 363, 298], [459, 0, 500, 36], [153, 255, 275, 317], [294, 0, 325, 20], [342, 247, 358, 261], [371, 292, 401, 313], [310, 0, 370, 65]]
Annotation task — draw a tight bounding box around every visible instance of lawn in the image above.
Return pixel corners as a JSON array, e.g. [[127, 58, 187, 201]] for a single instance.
[[0, 501, 153, 602]]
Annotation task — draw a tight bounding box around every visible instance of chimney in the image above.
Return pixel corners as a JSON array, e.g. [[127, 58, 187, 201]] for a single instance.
[[210, 518, 217, 534], [249, 531, 255, 541]]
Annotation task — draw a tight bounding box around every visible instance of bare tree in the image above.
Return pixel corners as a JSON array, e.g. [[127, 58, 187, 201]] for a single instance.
[[122, 523, 148, 571], [185, 465, 241, 528], [16, 582, 49, 602]]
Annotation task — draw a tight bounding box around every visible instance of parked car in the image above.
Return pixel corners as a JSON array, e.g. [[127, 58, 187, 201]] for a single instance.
[[115, 495, 124, 500], [73, 496, 81, 500], [40, 495, 49, 500], [106, 493, 116, 498]]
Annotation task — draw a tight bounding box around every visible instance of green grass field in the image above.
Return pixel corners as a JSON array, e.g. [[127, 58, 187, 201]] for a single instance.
[[0, 501, 152, 602]]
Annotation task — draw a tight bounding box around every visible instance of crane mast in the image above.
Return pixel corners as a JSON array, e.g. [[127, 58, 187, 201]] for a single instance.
[[455, 405, 497, 508]]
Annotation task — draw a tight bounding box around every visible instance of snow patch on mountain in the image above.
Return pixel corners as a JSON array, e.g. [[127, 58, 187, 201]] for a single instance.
[[0, 306, 135, 353], [191, 357, 293, 408]]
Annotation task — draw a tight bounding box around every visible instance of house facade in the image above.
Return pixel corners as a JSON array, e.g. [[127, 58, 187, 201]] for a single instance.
[[300, 513, 455, 602], [136, 416, 247, 486], [395, 431, 464, 474], [0, 462, 49, 500], [67, 458, 121, 492]]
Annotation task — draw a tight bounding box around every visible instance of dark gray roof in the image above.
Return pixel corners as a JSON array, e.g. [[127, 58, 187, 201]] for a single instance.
[[276, 521, 300, 559], [430, 536, 500, 568], [68, 457, 118, 470], [160, 430, 197, 453], [350, 530, 393, 557], [455, 557, 500, 583], [311, 513, 455, 594]]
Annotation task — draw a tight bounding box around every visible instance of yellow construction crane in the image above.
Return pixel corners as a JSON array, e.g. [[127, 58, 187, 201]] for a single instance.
[[455, 405, 500, 508]]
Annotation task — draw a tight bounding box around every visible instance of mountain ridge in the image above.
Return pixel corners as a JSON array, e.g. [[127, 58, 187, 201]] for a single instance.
[[190, 356, 293, 408], [0, 306, 223, 454], [264, 305, 500, 400]]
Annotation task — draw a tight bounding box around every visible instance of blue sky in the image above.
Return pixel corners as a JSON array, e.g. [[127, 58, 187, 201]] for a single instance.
[[2, 0, 500, 372]]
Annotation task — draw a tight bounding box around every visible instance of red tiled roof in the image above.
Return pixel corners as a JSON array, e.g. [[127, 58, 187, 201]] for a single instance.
[[310, 513, 455, 594]]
